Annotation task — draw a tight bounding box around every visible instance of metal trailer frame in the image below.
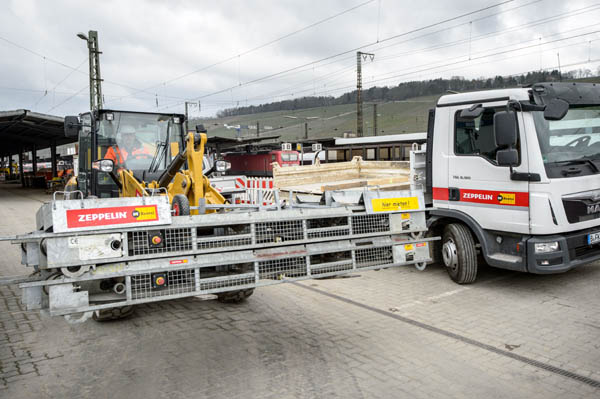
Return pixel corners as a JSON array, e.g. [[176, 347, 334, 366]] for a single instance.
[[2, 188, 437, 322]]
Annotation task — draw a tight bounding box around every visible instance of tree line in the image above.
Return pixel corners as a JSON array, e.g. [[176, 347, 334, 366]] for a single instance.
[[217, 69, 593, 118]]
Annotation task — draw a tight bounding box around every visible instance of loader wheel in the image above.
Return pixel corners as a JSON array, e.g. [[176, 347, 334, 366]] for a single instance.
[[92, 306, 135, 322], [217, 289, 254, 303], [172, 194, 190, 216], [442, 223, 477, 284]]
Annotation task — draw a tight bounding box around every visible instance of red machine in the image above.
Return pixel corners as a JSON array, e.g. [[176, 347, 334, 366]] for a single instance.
[[224, 150, 300, 176]]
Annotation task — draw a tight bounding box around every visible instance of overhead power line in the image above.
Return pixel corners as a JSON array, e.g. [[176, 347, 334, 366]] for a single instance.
[[114, 0, 378, 102], [199, 4, 600, 108], [159, 0, 514, 110]]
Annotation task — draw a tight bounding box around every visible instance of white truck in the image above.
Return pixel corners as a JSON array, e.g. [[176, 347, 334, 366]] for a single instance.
[[424, 81, 600, 283]]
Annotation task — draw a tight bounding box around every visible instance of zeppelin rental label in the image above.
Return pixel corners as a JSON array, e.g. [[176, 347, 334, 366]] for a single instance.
[[66, 205, 159, 228], [371, 197, 419, 212]]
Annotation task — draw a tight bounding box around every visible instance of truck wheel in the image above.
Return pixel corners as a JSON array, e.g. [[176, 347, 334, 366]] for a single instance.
[[172, 194, 190, 216], [217, 289, 254, 303], [442, 223, 477, 284], [92, 306, 135, 322]]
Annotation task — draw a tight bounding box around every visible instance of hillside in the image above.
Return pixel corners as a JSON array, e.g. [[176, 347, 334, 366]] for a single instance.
[[192, 95, 438, 141]]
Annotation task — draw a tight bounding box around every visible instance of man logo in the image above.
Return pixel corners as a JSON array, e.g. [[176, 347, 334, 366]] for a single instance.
[[497, 193, 516, 205], [588, 203, 600, 215]]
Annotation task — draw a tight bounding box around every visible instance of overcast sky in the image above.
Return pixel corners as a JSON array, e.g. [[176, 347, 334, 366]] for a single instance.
[[1, 0, 599, 117]]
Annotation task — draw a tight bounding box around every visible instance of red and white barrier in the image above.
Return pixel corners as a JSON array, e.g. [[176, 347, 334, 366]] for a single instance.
[[233, 177, 275, 205]]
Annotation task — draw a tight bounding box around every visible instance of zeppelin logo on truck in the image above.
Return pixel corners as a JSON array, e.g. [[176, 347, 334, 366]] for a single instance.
[[66, 205, 159, 228], [433, 188, 528, 207]]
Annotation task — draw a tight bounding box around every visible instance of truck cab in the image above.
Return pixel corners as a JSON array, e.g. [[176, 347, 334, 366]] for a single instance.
[[427, 82, 600, 283]]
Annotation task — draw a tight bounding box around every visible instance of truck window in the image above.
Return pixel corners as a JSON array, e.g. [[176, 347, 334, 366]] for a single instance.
[[454, 107, 519, 165]]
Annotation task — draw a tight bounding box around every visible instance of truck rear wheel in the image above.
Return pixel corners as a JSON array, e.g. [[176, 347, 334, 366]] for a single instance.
[[442, 223, 477, 284], [217, 289, 254, 303]]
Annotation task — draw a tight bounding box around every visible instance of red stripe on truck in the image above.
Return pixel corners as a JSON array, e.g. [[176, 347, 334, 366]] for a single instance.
[[433, 187, 528, 207]]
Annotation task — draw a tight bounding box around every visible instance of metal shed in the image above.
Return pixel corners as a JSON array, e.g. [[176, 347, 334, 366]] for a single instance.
[[0, 109, 75, 184]]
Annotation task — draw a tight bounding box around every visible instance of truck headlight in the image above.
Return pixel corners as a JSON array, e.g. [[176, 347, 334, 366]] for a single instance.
[[534, 241, 559, 253]]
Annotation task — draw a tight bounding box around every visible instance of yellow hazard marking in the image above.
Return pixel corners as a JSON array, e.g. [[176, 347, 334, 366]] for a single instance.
[[404, 244, 414, 251], [371, 197, 419, 212], [401, 213, 411, 220], [498, 193, 516, 205], [134, 206, 158, 221]]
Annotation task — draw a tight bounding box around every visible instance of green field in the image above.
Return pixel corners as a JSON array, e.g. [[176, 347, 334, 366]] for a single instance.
[[190, 95, 440, 141]]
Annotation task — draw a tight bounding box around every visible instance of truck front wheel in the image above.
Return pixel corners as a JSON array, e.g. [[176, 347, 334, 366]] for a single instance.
[[442, 223, 477, 284]]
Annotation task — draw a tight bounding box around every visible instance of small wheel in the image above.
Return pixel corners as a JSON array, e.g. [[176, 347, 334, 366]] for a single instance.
[[442, 223, 477, 284], [61, 265, 91, 278], [217, 289, 255, 303], [410, 231, 424, 239], [415, 262, 427, 271], [171, 194, 190, 216], [93, 306, 135, 322]]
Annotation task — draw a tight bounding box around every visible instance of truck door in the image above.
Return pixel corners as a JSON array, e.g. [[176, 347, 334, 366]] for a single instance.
[[447, 102, 530, 234]]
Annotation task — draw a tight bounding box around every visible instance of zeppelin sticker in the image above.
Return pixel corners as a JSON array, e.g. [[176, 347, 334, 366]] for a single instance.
[[66, 205, 159, 228], [371, 197, 419, 212]]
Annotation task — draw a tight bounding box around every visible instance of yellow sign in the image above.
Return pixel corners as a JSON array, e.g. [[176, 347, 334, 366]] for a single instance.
[[498, 193, 516, 205], [371, 197, 419, 212], [134, 206, 159, 221], [401, 213, 411, 220], [404, 244, 414, 251]]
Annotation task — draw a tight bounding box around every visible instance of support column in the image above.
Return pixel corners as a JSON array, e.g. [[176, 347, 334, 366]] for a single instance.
[[18, 148, 24, 187], [51, 141, 57, 178], [32, 144, 37, 175]]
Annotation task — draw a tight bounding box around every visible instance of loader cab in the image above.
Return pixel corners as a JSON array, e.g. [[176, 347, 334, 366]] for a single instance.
[[66, 110, 186, 198]]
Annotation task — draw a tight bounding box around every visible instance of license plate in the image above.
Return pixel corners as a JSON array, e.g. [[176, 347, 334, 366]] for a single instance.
[[588, 232, 600, 245]]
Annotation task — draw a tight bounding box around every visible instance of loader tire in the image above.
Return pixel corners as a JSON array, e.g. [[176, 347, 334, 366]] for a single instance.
[[92, 306, 135, 322], [442, 223, 477, 284], [172, 194, 190, 216], [217, 289, 254, 303]]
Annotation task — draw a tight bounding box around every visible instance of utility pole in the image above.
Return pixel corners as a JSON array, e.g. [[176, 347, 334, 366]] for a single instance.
[[373, 103, 378, 136], [356, 51, 374, 137], [304, 122, 308, 140], [78, 31, 103, 111]]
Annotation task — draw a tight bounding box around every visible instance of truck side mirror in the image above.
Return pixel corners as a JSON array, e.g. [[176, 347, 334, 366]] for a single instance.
[[64, 116, 80, 138], [543, 98, 569, 121], [494, 111, 519, 167], [494, 111, 518, 148], [496, 149, 518, 167]]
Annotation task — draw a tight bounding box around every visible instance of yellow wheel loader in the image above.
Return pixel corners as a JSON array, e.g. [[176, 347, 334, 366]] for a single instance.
[[64, 109, 226, 214]]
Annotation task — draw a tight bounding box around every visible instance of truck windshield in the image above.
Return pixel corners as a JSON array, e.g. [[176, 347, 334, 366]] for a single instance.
[[98, 112, 183, 172], [533, 106, 600, 166]]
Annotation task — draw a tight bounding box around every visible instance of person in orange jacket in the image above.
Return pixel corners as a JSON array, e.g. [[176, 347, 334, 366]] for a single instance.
[[105, 126, 151, 169]]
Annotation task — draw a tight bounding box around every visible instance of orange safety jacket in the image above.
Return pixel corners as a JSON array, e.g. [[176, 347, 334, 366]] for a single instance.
[[105, 145, 151, 167]]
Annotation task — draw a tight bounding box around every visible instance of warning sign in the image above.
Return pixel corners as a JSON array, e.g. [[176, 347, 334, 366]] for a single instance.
[[371, 197, 419, 212]]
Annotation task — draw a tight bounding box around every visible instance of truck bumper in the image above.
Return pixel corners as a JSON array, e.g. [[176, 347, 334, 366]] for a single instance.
[[526, 227, 600, 274]]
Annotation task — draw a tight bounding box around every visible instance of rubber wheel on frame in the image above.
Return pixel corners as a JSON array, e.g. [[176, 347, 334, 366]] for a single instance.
[[93, 306, 135, 322], [217, 289, 255, 303], [442, 223, 477, 284], [172, 194, 190, 216]]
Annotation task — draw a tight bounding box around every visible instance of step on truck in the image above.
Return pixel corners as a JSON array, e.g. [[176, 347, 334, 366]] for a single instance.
[[420, 81, 600, 283]]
